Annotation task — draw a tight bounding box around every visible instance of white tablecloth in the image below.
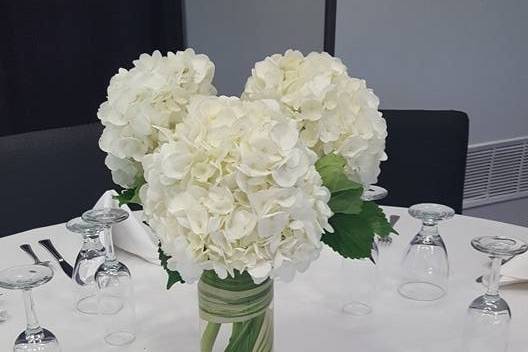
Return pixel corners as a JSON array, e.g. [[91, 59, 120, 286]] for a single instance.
[[1, 206, 527, 351]]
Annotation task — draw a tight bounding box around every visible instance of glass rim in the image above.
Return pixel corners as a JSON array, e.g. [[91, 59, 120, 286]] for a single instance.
[[471, 235, 528, 257], [82, 207, 129, 225], [66, 217, 104, 235], [361, 185, 388, 201], [408, 203, 455, 222]]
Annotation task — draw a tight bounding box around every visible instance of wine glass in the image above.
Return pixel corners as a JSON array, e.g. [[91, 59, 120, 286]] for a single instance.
[[0, 264, 60, 351], [361, 185, 392, 246], [398, 203, 454, 301], [340, 242, 379, 315], [338, 184, 387, 315], [66, 217, 106, 314], [82, 207, 136, 346], [462, 236, 528, 352], [361, 185, 388, 202]]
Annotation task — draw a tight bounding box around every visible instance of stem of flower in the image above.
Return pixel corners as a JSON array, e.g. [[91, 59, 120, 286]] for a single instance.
[[201, 322, 221, 352]]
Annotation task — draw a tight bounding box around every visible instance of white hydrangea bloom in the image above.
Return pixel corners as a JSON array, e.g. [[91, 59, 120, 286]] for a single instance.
[[140, 96, 333, 284], [243, 50, 387, 187], [104, 154, 142, 189], [98, 49, 217, 187]]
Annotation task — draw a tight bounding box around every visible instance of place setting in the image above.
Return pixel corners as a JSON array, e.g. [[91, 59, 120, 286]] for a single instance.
[[1, 198, 527, 351]]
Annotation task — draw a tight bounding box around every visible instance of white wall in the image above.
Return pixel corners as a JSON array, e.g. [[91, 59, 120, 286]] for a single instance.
[[335, 0, 528, 145], [184, 1, 528, 226], [335, 0, 528, 225], [185, 0, 325, 96], [464, 198, 528, 227]]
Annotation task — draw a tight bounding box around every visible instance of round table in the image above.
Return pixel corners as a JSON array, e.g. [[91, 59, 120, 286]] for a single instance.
[[0, 206, 527, 351]]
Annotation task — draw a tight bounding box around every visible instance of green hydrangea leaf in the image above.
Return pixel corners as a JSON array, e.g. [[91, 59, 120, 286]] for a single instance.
[[361, 201, 398, 238], [315, 154, 363, 193], [113, 176, 145, 207], [322, 213, 374, 259], [322, 201, 397, 260], [327, 188, 364, 215], [158, 243, 185, 289], [114, 188, 140, 207]]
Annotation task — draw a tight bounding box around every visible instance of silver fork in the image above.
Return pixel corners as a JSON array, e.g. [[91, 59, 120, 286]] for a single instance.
[[378, 215, 400, 246]]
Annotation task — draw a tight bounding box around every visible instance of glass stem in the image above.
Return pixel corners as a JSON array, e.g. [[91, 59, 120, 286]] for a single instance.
[[22, 289, 42, 338], [419, 222, 438, 243], [486, 256, 502, 296], [103, 226, 117, 263]]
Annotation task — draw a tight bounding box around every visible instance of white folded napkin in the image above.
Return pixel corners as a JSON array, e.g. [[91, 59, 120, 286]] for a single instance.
[[501, 253, 528, 286], [93, 190, 159, 265]]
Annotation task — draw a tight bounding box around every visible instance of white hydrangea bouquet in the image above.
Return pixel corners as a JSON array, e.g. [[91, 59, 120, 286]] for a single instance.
[[98, 49, 394, 352]]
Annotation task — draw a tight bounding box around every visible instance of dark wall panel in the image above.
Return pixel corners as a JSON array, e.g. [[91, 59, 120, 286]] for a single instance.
[[0, 0, 184, 136]]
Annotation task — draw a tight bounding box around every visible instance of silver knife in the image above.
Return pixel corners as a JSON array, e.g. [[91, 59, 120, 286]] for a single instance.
[[389, 215, 401, 227], [38, 239, 73, 278]]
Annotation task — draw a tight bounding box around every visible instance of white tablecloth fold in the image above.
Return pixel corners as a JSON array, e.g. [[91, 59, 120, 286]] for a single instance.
[[93, 190, 159, 265], [502, 252, 528, 285]]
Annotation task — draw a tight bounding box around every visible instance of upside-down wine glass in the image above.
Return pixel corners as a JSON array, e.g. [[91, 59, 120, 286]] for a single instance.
[[463, 235, 528, 352], [361, 185, 391, 245], [339, 185, 387, 315], [340, 242, 379, 315], [82, 207, 136, 346], [66, 217, 106, 315], [398, 203, 454, 301], [0, 264, 60, 351]]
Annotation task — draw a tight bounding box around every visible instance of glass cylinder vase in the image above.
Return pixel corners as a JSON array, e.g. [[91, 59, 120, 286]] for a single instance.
[[198, 270, 274, 352]]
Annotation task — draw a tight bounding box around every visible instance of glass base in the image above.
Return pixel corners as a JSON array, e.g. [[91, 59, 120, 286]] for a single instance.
[[76, 295, 98, 315], [104, 331, 135, 346], [14, 328, 60, 352], [398, 281, 446, 301], [342, 301, 372, 315]]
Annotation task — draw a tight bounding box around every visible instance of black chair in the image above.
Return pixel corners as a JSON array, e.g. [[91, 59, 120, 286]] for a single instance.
[[0, 123, 114, 237], [377, 110, 469, 214], [0, 112, 469, 236]]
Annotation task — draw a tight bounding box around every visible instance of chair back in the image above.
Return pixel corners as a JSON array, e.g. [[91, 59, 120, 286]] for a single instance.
[[0, 123, 113, 236], [378, 110, 469, 214]]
